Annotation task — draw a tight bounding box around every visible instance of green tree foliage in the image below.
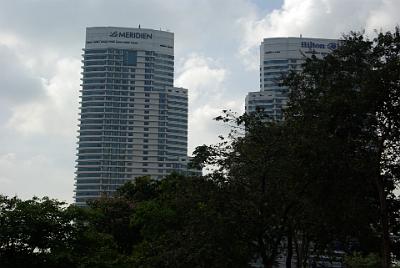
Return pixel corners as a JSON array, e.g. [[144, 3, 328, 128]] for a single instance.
[[284, 28, 400, 267], [191, 28, 400, 267], [345, 252, 381, 268], [128, 173, 253, 267], [0, 174, 255, 267], [192, 110, 308, 268], [0, 195, 123, 268]]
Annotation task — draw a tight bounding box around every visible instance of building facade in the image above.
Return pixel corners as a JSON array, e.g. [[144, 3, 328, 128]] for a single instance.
[[75, 27, 190, 205], [245, 37, 339, 120]]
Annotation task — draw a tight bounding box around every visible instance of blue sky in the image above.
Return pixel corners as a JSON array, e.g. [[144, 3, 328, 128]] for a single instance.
[[0, 0, 398, 202]]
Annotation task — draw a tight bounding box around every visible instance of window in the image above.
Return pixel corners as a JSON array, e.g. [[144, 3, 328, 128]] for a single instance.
[[263, 59, 288, 64], [123, 50, 137, 66]]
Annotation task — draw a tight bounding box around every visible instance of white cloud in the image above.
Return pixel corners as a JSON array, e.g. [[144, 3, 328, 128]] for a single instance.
[[175, 53, 227, 103], [174, 54, 245, 154], [7, 103, 46, 135], [0, 53, 79, 203], [366, 0, 400, 32], [0, 45, 46, 105], [188, 100, 244, 155], [0, 152, 73, 202], [0, 32, 23, 48], [6, 57, 80, 137], [236, 0, 399, 70]]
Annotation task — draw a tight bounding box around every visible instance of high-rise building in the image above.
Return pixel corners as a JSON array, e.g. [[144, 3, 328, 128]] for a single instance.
[[75, 27, 191, 205], [245, 37, 339, 120]]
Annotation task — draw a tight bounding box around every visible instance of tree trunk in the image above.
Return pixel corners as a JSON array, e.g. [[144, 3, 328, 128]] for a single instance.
[[375, 175, 391, 268], [295, 233, 302, 268], [258, 234, 280, 268], [301, 233, 309, 268], [264, 261, 274, 268], [286, 227, 293, 268], [258, 235, 270, 268]]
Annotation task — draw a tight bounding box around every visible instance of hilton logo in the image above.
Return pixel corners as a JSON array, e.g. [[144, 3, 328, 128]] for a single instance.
[[327, 42, 338, 50], [301, 41, 325, 49], [301, 41, 339, 50], [109, 31, 153, 39]]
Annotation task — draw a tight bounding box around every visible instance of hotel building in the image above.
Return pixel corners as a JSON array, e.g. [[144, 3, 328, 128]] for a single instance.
[[245, 37, 339, 120], [75, 27, 191, 205]]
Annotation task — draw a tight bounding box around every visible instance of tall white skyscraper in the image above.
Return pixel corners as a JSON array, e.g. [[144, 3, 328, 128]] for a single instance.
[[75, 27, 190, 205], [245, 37, 339, 120]]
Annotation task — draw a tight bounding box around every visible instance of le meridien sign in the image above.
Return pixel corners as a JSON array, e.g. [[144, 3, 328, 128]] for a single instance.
[[301, 41, 338, 50], [109, 31, 153, 39]]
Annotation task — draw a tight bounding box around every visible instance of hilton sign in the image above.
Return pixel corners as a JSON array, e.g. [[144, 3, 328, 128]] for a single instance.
[[301, 41, 338, 50]]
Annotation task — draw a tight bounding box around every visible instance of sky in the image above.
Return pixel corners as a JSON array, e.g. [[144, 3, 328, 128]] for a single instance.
[[0, 0, 399, 203]]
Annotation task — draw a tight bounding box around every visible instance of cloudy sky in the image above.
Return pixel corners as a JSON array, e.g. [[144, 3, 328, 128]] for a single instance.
[[0, 0, 398, 203]]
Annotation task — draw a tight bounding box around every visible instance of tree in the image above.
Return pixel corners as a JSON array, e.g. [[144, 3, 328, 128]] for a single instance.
[[284, 28, 400, 267], [192, 111, 307, 267], [0, 195, 70, 267], [130, 173, 253, 267], [345, 252, 381, 268], [0, 195, 123, 268], [191, 29, 400, 268], [194, 111, 378, 267]]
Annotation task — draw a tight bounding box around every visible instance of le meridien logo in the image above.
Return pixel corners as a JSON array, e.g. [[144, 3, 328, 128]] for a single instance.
[[301, 41, 338, 50], [109, 31, 153, 39]]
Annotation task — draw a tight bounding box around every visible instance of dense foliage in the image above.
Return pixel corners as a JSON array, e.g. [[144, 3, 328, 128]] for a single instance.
[[0, 174, 254, 268]]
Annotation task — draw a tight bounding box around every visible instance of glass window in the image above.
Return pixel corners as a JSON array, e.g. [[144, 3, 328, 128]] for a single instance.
[[123, 50, 137, 66]]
